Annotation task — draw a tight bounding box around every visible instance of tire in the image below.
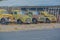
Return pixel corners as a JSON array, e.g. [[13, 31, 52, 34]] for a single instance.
[[1, 18, 9, 24], [32, 18, 37, 24], [17, 19, 23, 24], [46, 18, 50, 23]]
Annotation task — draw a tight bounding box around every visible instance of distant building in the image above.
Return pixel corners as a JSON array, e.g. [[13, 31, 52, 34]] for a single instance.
[[0, 6, 60, 16]]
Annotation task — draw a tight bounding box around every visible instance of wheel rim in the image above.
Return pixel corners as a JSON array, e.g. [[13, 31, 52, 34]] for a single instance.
[[32, 19, 37, 24], [17, 20, 22, 24], [1, 18, 5, 24], [46, 19, 50, 23]]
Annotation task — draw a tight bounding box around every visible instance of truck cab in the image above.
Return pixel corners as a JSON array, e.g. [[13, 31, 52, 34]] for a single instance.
[[11, 10, 32, 24], [39, 11, 57, 23]]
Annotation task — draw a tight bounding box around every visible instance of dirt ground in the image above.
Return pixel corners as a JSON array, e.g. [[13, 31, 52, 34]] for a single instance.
[[0, 23, 60, 32]]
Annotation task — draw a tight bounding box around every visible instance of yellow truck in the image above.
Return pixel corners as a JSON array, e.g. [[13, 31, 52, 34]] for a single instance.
[[27, 11, 57, 23], [0, 9, 14, 24], [39, 11, 57, 23], [11, 10, 32, 24]]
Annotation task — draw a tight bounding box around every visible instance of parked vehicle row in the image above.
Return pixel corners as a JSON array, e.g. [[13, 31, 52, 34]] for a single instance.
[[0, 9, 57, 24]]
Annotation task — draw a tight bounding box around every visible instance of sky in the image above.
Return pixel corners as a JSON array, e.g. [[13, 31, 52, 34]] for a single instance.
[[0, 0, 60, 6]]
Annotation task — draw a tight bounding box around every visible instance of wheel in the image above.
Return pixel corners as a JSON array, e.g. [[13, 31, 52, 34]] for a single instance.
[[17, 19, 23, 24], [46, 18, 50, 23], [1, 18, 9, 24], [32, 18, 37, 24]]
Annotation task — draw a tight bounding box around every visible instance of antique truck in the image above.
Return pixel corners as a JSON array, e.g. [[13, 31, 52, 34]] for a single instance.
[[26, 11, 57, 23], [0, 9, 14, 24], [11, 10, 32, 24]]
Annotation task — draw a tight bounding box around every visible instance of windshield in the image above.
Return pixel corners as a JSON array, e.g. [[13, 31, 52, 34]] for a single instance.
[[13, 11, 23, 15]]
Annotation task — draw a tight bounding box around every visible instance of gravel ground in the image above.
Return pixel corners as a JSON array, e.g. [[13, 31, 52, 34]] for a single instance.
[[0, 23, 60, 32]]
